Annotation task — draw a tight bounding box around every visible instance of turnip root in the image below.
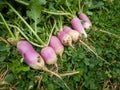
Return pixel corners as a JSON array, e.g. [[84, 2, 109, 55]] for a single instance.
[[57, 31, 74, 48], [40, 46, 58, 65], [17, 40, 34, 56], [17, 40, 61, 79], [82, 21, 92, 29], [63, 26, 81, 42], [79, 13, 92, 24], [24, 49, 45, 70], [49, 36, 64, 58], [40, 46, 58, 72], [79, 13, 92, 29], [71, 17, 87, 38]]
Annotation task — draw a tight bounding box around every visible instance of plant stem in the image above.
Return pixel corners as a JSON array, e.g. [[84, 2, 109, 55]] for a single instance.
[[15, 0, 29, 6], [0, 22, 44, 47], [46, 20, 56, 46], [0, 13, 15, 38], [43, 10, 72, 16], [66, 0, 73, 14], [6, 2, 45, 45], [35, 21, 37, 33], [78, 0, 81, 13], [60, 6, 75, 18], [10, 25, 44, 47]]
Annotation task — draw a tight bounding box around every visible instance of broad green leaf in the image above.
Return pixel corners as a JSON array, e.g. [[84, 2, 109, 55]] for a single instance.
[[17, 66, 30, 72], [5, 73, 14, 83], [26, 0, 44, 32], [0, 56, 6, 62], [47, 84, 54, 90], [84, 58, 90, 65], [27, 6, 41, 25], [0, 44, 10, 51], [39, 0, 47, 5]]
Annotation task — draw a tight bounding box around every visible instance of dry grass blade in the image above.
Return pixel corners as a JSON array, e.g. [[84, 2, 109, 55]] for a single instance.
[[0, 69, 10, 88], [0, 68, 9, 81], [0, 37, 10, 45], [0, 68, 17, 90], [102, 80, 120, 90]]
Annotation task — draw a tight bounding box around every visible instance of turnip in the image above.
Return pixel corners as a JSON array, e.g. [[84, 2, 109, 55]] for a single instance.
[[57, 31, 74, 48], [40, 46, 58, 72], [17, 40, 34, 56], [49, 36, 64, 58], [82, 21, 92, 29], [79, 13, 92, 29], [63, 26, 81, 42], [71, 17, 87, 38], [40, 46, 58, 65], [24, 49, 45, 70], [17, 40, 62, 79], [17, 41, 79, 80], [79, 13, 92, 24]]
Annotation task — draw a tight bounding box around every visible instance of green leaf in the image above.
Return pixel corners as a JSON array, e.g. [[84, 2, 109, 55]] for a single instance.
[[0, 56, 6, 62], [9, 60, 30, 74], [27, 5, 41, 25], [26, 0, 44, 32], [47, 84, 54, 90], [17, 66, 30, 72], [0, 44, 10, 51], [89, 1, 105, 9], [84, 58, 90, 66], [73, 68, 84, 82], [39, 0, 47, 5], [5, 73, 14, 83]]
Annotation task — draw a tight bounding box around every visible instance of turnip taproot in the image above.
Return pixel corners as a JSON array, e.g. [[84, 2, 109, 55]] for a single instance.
[[49, 36, 64, 58], [71, 17, 87, 38], [63, 26, 81, 42], [57, 31, 74, 48]]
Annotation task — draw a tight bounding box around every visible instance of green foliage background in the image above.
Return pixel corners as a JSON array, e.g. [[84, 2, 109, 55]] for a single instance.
[[0, 0, 120, 90]]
